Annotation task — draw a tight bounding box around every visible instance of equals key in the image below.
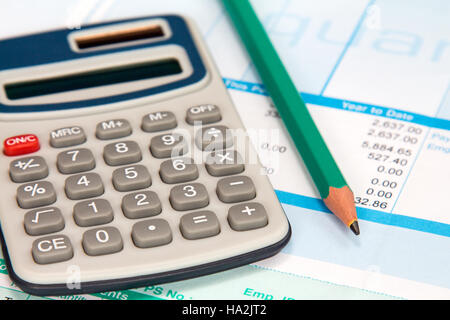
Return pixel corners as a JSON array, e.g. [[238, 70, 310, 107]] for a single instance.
[[216, 176, 256, 203]]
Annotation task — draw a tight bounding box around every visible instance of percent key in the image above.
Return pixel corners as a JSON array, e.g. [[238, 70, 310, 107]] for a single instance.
[[17, 181, 57, 209]]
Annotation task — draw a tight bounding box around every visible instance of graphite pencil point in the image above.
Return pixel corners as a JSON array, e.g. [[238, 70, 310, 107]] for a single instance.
[[350, 221, 360, 236]]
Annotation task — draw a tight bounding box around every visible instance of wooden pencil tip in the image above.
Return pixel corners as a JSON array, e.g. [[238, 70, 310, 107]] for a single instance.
[[349, 221, 360, 236], [323, 186, 359, 232]]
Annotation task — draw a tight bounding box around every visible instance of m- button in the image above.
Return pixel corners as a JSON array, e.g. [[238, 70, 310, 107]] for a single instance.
[[50, 126, 86, 148]]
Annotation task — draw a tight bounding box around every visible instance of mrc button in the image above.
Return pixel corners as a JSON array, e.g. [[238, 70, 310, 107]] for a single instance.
[[3, 134, 40, 156], [50, 126, 86, 148]]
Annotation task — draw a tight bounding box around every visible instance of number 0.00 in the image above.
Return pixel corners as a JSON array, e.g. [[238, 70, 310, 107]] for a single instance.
[[377, 166, 403, 176]]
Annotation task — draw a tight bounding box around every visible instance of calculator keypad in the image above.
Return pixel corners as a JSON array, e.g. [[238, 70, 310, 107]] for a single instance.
[[7, 104, 273, 270]]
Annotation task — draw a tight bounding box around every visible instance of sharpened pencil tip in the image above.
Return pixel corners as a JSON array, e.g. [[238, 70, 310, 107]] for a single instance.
[[350, 221, 360, 235]]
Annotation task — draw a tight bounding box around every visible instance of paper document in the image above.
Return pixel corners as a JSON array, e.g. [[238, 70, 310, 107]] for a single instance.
[[0, 0, 448, 300]]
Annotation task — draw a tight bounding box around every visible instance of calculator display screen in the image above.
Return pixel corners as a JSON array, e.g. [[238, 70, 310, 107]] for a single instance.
[[4, 59, 182, 100]]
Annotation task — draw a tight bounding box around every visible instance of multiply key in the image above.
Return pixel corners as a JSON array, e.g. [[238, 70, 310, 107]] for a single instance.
[[205, 151, 244, 177]]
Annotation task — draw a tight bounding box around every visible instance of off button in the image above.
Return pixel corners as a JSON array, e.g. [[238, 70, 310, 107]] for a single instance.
[[3, 134, 40, 156]]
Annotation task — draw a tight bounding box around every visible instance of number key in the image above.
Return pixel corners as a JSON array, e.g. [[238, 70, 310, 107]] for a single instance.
[[112, 165, 152, 192], [150, 133, 187, 158], [73, 199, 114, 227], [82, 227, 123, 256], [160, 158, 198, 184], [65, 173, 104, 200], [169, 183, 209, 211], [103, 141, 142, 166], [57, 148, 95, 174], [122, 191, 162, 219]]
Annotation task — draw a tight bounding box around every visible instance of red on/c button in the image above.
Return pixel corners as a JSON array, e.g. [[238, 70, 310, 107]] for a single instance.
[[3, 134, 40, 156]]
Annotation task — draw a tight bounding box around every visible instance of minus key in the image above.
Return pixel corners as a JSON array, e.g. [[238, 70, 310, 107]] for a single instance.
[[216, 176, 256, 203]]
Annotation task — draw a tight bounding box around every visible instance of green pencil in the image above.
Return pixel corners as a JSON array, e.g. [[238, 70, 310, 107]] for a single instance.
[[222, 0, 360, 235]]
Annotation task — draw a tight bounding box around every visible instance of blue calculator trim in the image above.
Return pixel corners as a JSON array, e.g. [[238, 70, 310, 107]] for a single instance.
[[0, 15, 207, 113]]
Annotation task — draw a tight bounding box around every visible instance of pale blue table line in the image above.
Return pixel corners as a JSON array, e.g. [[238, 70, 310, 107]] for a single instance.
[[224, 77, 450, 130], [319, 0, 376, 95], [275, 190, 450, 238], [434, 82, 450, 121], [391, 81, 450, 211], [390, 128, 431, 213]]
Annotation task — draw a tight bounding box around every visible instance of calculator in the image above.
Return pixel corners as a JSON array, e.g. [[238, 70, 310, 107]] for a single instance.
[[0, 15, 291, 296]]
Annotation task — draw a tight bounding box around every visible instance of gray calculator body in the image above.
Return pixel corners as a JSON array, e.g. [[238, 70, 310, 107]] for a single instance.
[[0, 15, 290, 295]]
